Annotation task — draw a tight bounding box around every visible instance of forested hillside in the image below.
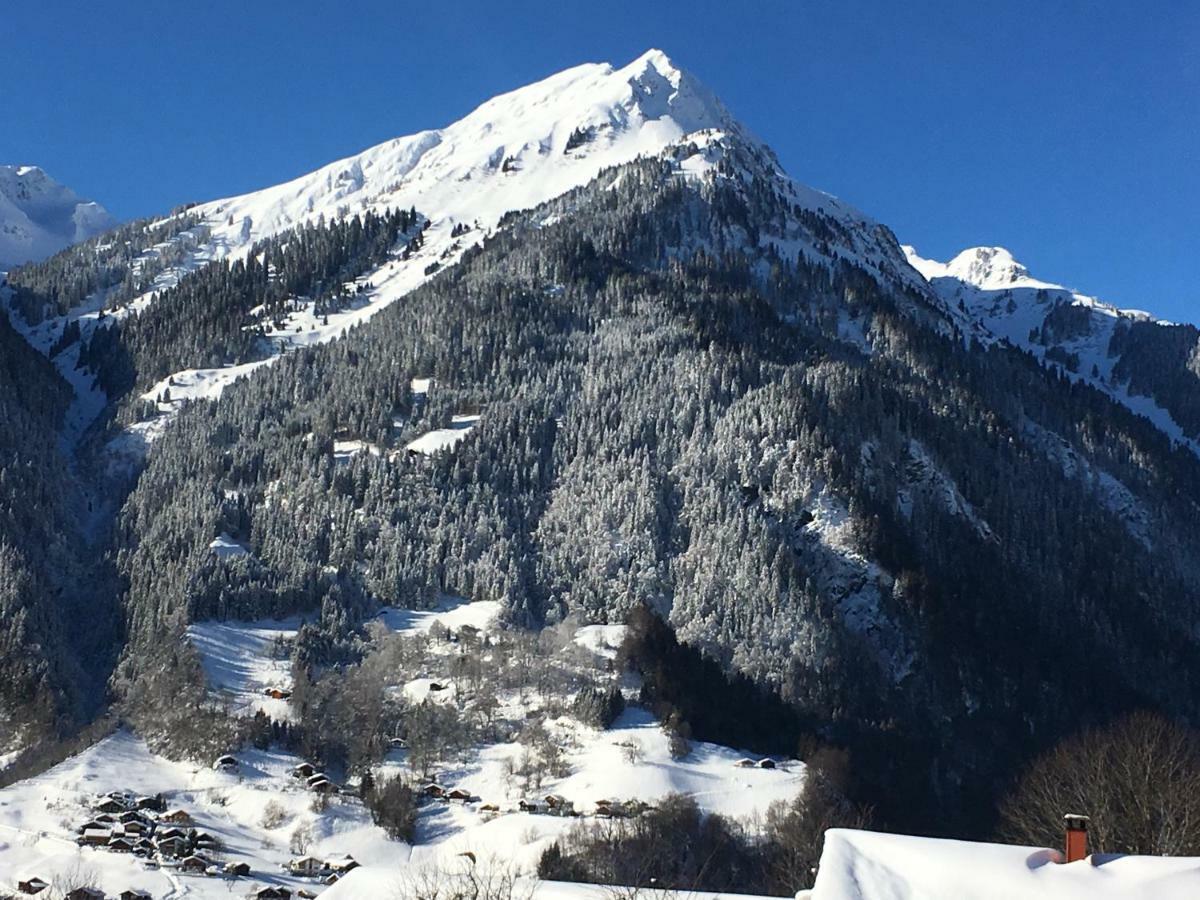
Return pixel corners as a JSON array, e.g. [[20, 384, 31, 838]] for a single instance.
[[95, 149, 1200, 834]]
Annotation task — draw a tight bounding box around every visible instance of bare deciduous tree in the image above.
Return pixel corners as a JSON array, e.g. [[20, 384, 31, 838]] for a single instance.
[[998, 711, 1200, 856]]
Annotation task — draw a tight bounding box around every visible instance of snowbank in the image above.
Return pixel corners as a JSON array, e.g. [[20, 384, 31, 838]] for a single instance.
[[811, 829, 1200, 900]]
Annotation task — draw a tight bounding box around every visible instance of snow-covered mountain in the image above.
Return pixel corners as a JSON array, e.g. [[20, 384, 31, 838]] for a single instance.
[[905, 244, 1200, 450], [0, 165, 116, 269], [34, 48, 921, 414]]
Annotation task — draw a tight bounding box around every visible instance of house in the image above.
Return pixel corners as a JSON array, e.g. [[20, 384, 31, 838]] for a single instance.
[[311, 779, 338, 794], [291, 763, 315, 779], [298, 891, 317, 899], [388, 737, 407, 749], [544, 795, 575, 816], [161, 809, 192, 824], [263, 687, 292, 700], [119, 891, 153, 900], [121, 819, 148, 835], [108, 836, 134, 852], [155, 835, 188, 856], [179, 855, 210, 874], [518, 799, 540, 813], [758, 758, 777, 769], [93, 814, 117, 825], [16, 876, 49, 895], [64, 890, 105, 900], [134, 838, 156, 855], [78, 819, 109, 833], [225, 861, 252, 876], [326, 855, 359, 873], [95, 798, 127, 814], [214, 754, 239, 772], [288, 855, 326, 876], [735, 757, 757, 768], [305, 773, 330, 787], [446, 788, 472, 801], [423, 784, 445, 799], [249, 888, 292, 900], [80, 826, 110, 845], [480, 803, 499, 812], [157, 827, 185, 839]]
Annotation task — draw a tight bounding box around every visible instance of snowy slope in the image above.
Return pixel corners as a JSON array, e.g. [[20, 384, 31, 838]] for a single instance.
[[905, 245, 1200, 454], [811, 828, 1200, 899], [0, 165, 116, 269], [1, 617, 803, 899], [115, 49, 922, 411]]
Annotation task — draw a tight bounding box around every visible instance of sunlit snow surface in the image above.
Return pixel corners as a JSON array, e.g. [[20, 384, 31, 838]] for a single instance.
[[904, 244, 1200, 457], [2, 613, 804, 900], [811, 828, 1200, 900]]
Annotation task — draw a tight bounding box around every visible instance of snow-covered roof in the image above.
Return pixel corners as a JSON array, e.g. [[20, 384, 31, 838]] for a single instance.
[[811, 829, 1200, 900]]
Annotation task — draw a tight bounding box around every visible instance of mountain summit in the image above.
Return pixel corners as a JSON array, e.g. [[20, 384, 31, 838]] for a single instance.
[[0, 165, 116, 269]]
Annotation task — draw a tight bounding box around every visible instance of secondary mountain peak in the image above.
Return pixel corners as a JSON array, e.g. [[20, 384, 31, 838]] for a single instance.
[[905, 244, 1036, 290], [0, 164, 116, 269]]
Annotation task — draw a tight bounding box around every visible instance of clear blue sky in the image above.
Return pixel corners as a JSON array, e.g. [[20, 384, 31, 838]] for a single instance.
[[5, 1, 1197, 320]]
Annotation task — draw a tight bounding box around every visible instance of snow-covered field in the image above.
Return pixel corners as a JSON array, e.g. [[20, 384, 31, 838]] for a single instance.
[[0, 731, 379, 899], [187, 617, 302, 721], [2, 606, 804, 898]]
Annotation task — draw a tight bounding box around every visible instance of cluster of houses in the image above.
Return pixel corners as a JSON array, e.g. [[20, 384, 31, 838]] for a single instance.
[[735, 757, 778, 770], [14, 885, 301, 900], [69, 788, 253, 882], [420, 780, 655, 821], [13, 884, 152, 900], [290, 761, 341, 794], [286, 853, 360, 883]]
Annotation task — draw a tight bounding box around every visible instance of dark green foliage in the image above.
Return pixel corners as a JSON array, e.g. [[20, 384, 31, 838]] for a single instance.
[[572, 685, 626, 730], [620, 604, 811, 757], [366, 775, 419, 841]]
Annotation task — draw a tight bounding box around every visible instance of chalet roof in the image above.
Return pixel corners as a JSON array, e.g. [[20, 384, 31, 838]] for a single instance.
[[811, 829, 1200, 900]]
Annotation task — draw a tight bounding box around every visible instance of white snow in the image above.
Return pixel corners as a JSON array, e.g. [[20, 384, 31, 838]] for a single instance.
[[0, 731, 377, 899], [811, 828, 1200, 899], [369, 597, 501, 636], [904, 244, 1200, 456], [0, 616, 804, 900], [572, 624, 627, 659], [405, 414, 482, 456], [0, 165, 116, 269], [186, 617, 302, 721], [208, 533, 251, 559]]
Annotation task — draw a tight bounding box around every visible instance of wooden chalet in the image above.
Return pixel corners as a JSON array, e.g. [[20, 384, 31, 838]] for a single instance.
[[107, 836, 134, 852], [250, 888, 292, 900], [179, 854, 209, 874], [758, 758, 777, 769], [119, 891, 153, 900], [16, 876, 49, 895], [288, 855, 325, 875], [64, 889, 105, 900], [214, 754, 239, 771], [225, 861, 252, 876], [446, 788, 472, 801], [291, 762, 316, 779], [80, 826, 110, 845], [161, 809, 192, 824]]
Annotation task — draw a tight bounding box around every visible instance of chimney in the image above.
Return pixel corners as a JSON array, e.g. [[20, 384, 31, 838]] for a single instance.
[[1063, 813, 1090, 862]]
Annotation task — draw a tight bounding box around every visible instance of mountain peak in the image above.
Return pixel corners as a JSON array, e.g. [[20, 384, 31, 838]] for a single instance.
[[945, 246, 1030, 289], [0, 165, 116, 269], [904, 244, 1035, 290]]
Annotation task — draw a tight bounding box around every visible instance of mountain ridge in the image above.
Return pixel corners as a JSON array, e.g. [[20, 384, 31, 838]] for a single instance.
[[0, 165, 116, 269]]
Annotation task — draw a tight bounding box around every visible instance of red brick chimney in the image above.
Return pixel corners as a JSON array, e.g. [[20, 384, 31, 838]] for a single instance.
[[1064, 814, 1090, 862]]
